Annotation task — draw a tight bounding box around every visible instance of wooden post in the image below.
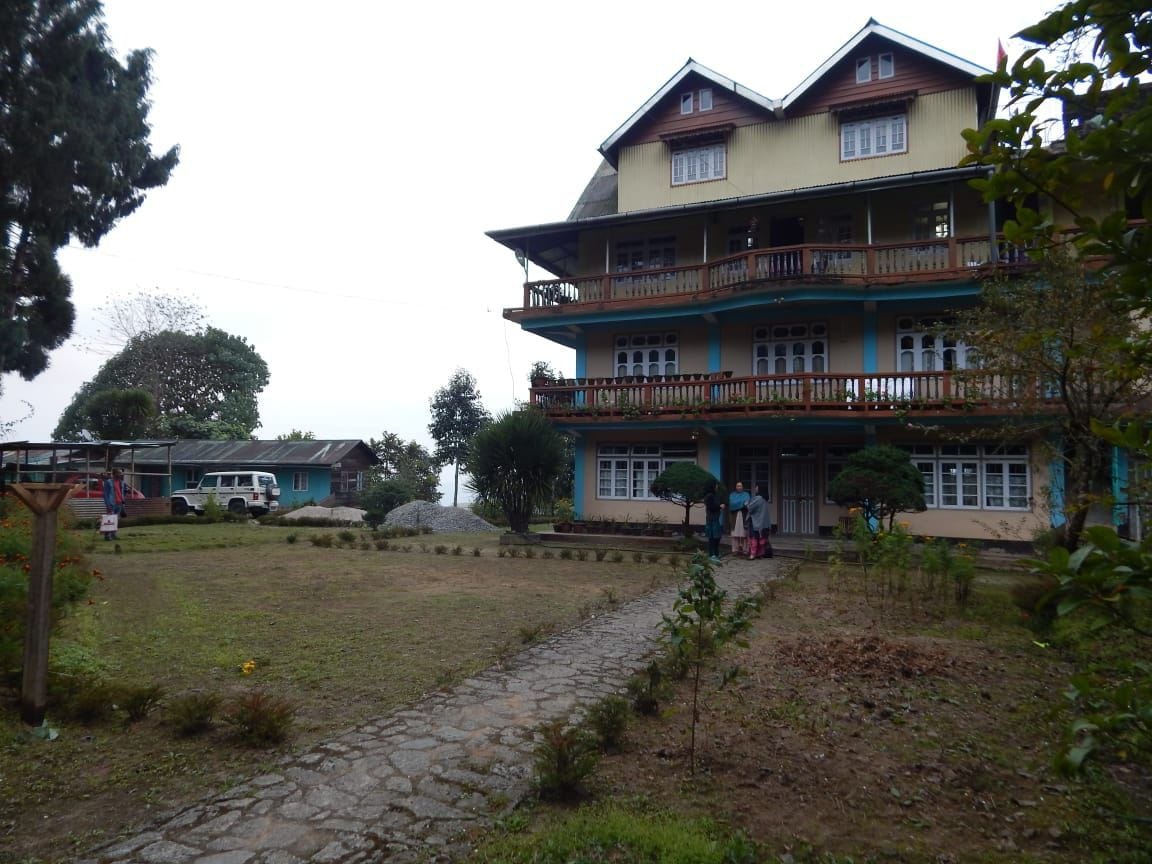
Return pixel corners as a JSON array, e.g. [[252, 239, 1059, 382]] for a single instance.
[[8, 483, 74, 727]]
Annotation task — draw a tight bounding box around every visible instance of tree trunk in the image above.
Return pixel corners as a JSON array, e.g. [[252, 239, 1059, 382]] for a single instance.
[[453, 460, 459, 507]]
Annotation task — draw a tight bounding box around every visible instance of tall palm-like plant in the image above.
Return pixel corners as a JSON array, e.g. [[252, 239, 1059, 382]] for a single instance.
[[466, 410, 566, 533]]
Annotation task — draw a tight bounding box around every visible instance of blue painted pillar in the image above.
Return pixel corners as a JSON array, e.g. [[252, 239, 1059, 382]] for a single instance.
[[707, 437, 723, 479], [708, 324, 721, 372], [1113, 445, 1129, 532], [574, 336, 588, 406], [1049, 452, 1066, 528], [862, 305, 878, 373], [573, 438, 585, 519]]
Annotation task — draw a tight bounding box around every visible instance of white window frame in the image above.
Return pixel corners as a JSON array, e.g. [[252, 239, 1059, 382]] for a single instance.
[[856, 56, 871, 83], [614, 332, 679, 378], [841, 115, 906, 161], [896, 316, 971, 372], [699, 88, 713, 111], [292, 471, 308, 492], [752, 322, 828, 375], [900, 444, 1030, 511], [878, 52, 894, 79], [597, 443, 698, 500], [671, 143, 726, 185], [680, 92, 693, 114]]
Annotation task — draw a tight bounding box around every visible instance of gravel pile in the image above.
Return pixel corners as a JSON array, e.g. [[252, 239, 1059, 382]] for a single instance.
[[384, 500, 501, 533], [279, 505, 365, 522]]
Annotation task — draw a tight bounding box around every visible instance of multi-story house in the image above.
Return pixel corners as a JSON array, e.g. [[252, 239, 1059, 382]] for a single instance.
[[487, 19, 1075, 541]]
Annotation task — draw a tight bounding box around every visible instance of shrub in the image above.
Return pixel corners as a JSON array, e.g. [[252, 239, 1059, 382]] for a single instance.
[[524, 547, 537, 559], [285, 532, 298, 544], [434, 544, 448, 555], [595, 548, 608, 562], [559, 548, 573, 560], [646, 553, 662, 564], [534, 720, 598, 801], [167, 692, 221, 737], [632, 551, 644, 563], [611, 551, 624, 563], [575, 549, 588, 561], [310, 533, 334, 548], [121, 684, 165, 722], [452, 545, 463, 556], [375, 539, 390, 551], [223, 690, 296, 747], [472, 547, 482, 557], [627, 661, 667, 716], [202, 497, 223, 520], [585, 695, 630, 752], [338, 529, 357, 545], [64, 680, 118, 725], [542, 549, 555, 559]]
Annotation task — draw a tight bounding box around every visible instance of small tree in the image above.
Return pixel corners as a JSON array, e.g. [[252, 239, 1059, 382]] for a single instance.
[[367, 431, 440, 502], [827, 445, 925, 533], [662, 552, 759, 773], [650, 463, 719, 538], [465, 409, 566, 534], [360, 479, 415, 529], [275, 429, 315, 441], [429, 369, 491, 506]]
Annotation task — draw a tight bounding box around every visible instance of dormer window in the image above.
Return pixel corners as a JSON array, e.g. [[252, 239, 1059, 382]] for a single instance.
[[841, 114, 906, 160], [856, 53, 895, 83], [680, 92, 694, 114], [672, 143, 726, 185]]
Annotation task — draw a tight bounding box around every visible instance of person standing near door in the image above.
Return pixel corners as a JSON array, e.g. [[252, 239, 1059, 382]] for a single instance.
[[728, 481, 750, 556]]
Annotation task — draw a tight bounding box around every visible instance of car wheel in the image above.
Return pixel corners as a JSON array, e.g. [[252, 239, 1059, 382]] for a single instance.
[[172, 499, 189, 516], [228, 499, 247, 515]]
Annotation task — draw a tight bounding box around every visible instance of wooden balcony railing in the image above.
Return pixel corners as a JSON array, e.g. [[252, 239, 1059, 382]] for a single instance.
[[528, 370, 1059, 420], [521, 235, 1031, 310]]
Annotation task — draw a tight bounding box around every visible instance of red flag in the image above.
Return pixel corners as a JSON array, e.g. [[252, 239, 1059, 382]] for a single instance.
[[997, 39, 1008, 68]]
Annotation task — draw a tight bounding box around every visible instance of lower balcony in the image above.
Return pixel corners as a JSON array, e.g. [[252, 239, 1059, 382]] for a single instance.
[[529, 371, 1057, 422]]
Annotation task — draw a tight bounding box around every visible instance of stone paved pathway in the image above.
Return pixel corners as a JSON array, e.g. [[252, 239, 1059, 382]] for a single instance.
[[80, 559, 779, 864]]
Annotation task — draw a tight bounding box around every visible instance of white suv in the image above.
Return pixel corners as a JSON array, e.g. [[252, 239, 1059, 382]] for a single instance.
[[171, 471, 281, 517]]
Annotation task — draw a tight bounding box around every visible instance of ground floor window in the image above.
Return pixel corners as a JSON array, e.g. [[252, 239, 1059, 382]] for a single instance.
[[901, 443, 1030, 510], [293, 472, 308, 492], [597, 442, 696, 500]]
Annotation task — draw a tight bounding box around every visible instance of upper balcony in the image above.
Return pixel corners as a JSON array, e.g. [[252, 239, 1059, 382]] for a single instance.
[[528, 369, 1059, 424], [508, 234, 1029, 319]]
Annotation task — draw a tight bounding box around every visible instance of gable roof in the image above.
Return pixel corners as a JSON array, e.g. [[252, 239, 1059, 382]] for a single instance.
[[783, 18, 992, 110], [598, 59, 778, 168]]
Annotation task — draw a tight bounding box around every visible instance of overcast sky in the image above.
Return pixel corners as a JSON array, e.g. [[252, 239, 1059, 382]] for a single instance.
[[1, 0, 1058, 497]]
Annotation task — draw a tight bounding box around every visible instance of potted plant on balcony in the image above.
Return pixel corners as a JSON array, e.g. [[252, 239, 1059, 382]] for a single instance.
[[529, 360, 561, 389]]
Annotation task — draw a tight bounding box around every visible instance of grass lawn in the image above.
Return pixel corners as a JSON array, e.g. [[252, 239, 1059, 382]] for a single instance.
[[0, 521, 682, 863], [469, 563, 1152, 864]]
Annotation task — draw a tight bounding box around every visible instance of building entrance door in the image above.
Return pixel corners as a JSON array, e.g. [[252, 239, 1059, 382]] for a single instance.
[[779, 461, 817, 535]]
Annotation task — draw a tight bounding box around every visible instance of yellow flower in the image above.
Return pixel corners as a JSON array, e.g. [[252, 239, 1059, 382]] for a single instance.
[[240, 659, 256, 676]]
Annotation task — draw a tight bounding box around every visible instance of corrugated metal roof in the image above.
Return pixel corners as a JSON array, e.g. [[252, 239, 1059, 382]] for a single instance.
[[568, 159, 619, 221], [126, 439, 379, 467]]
